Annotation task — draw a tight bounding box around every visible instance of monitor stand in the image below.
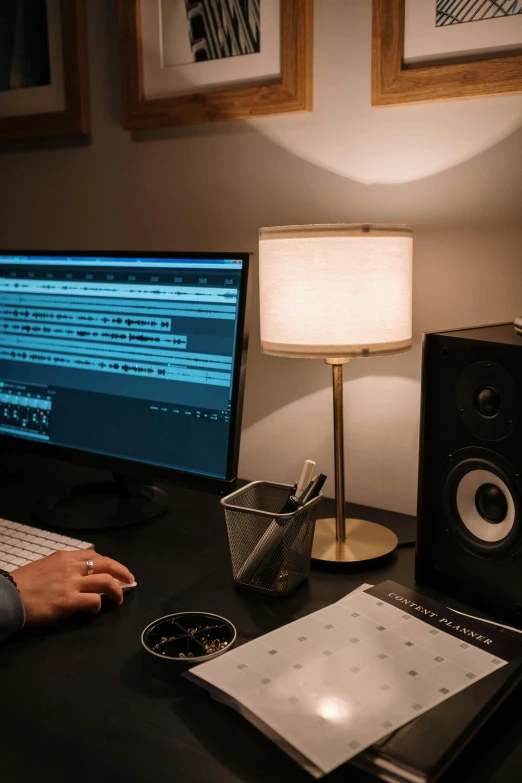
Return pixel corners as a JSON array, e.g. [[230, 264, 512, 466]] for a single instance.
[[33, 473, 169, 530]]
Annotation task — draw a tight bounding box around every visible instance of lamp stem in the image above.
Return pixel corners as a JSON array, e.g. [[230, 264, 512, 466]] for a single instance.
[[326, 358, 350, 541], [312, 357, 398, 562]]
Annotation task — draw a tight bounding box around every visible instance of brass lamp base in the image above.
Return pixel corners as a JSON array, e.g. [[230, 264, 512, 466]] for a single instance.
[[311, 517, 399, 563]]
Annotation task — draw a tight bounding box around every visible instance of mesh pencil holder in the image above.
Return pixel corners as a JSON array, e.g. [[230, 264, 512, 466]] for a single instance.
[[221, 481, 322, 597]]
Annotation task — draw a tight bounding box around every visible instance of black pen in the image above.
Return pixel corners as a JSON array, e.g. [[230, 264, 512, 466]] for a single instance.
[[291, 473, 327, 507]]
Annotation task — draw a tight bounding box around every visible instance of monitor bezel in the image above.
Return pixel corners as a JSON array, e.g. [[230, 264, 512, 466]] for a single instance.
[[0, 249, 251, 495]]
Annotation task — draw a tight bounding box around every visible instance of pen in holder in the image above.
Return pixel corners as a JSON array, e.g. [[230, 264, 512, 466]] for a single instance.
[[221, 481, 323, 596]]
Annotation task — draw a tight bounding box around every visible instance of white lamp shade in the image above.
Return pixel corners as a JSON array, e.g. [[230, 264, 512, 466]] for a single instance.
[[259, 224, 413, 359]]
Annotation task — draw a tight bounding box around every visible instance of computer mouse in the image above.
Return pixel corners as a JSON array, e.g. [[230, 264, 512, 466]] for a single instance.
[[100, 580, 137, 597]]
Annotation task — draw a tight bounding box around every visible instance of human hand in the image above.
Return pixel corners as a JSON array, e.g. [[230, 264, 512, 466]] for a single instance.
[[12, 550, 134, 626]]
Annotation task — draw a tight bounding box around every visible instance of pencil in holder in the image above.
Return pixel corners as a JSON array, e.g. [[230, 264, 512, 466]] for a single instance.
[[221, 481, 322, 596]]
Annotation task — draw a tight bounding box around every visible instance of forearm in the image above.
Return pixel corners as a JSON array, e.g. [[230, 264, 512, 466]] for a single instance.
[[0, 575, 25, 641]]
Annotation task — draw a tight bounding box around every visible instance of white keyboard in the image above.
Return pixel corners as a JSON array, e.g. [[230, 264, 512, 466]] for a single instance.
[[0, 517, 93, 573]]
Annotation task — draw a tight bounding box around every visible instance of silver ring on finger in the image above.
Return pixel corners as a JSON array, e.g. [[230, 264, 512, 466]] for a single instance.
[[85, 558, 94, 576]]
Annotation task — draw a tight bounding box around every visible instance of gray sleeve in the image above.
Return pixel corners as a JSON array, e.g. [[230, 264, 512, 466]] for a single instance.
[[0, 575, 25, 641]]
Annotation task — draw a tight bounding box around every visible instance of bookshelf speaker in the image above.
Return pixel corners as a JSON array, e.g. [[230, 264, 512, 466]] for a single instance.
[[416, 322, 522, 627]]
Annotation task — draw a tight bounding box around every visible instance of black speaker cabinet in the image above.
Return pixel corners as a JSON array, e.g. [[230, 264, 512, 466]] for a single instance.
[[416, 322, 522, 627]]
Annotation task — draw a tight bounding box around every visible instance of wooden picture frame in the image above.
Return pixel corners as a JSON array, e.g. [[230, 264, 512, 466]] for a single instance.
[[119, 0, 313, 129], [0, 0, 89, 142], [372, 0, 522, 106]]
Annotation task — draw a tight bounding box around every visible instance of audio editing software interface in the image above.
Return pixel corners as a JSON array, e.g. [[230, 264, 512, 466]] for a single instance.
[[0, 254, 245, 479]]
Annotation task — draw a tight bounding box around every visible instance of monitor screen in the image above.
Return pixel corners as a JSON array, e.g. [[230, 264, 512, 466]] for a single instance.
[[0, 251, 249, 486]]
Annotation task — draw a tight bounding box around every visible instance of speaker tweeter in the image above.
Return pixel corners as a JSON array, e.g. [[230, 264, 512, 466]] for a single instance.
[[455, 361, 518, 441]]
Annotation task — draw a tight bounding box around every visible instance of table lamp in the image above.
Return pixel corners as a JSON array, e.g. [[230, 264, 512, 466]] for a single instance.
[[259, 223, 413, 563]]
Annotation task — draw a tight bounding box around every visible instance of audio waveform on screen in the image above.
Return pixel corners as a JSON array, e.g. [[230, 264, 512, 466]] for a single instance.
[[0, 334, 231, 371], [8, 313, 168, 328], [0, 274, 238, 388], [0, 299, 236, 322], [0, 306, 172, 330], [0, 321, 187, 348], [0, 347, 231, 387], [0, 279, 238, 305]]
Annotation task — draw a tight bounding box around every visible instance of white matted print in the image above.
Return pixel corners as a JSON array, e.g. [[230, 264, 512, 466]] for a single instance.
[[0, 0, 65, 119], [140, 0, 281, 99], [161, 0, 262, 66], [404, 0, 522, 64]]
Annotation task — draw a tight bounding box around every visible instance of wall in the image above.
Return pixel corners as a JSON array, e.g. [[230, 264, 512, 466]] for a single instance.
[[1, 0, 521, 515]]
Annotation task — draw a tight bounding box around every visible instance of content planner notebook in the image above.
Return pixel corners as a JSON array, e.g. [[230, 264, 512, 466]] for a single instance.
[[186, 580, 522, 778]]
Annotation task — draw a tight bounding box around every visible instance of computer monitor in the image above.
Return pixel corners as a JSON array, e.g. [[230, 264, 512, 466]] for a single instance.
[[0, 250, 250, 528]]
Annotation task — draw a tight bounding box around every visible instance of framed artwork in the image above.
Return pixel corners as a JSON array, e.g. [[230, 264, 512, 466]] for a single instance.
[[119, 0, 313, 129], [372, 0, 522, 106], [0, 0, 89, 142]]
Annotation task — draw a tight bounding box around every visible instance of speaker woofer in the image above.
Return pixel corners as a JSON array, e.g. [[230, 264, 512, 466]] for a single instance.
[[443, 449, 521, 559], [456, 470, 513, 542]]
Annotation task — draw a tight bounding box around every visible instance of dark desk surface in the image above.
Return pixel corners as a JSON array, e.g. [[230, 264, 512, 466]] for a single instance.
[[1, 458, 521, 783]]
